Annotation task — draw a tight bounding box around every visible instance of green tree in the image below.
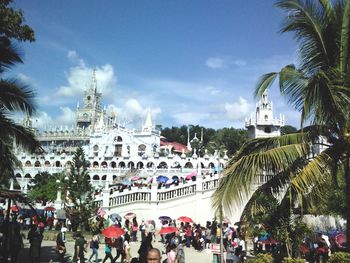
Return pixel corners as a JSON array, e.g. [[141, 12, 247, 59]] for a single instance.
[[213, 0, 350, 252], [67, 147, 94, 230], [28, 172, 61, 203], [0, 0, 35, 42], [281, 125, 298, 135]]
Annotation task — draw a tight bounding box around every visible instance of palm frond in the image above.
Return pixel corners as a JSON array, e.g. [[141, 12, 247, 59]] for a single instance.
[[276, 0, 329, 71], [213, 139, 311, 212], [0, 37, 23, 73], [0, 112, 42, 153], [254, 72, 278, 98], [340, 0, 350, 72], [0, 79, 37, 114]]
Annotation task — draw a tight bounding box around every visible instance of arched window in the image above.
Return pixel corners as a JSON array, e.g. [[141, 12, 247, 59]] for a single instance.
[[157, 162, 168, 169], [93, 145, 99, 151], [101, 161, 107, 168], [34, 161, 41, 167], [24, 174, 31, 179], [110, 161, 116, 168], [137, 162, 144, 169], [15, 173, 22, 178], [44, 161, 51, 167], [101, 175, 107, 181], [184, 162, 193, 168], [128, 162, 135, 169], [208, 162, 215, 168], [25, 161, 31, 167], [146, 162, 154, 168], [93, 161, 99, 168], [55, 161, 61, 167], [93, 175, 100, 180], [118, 162, 126, 168]]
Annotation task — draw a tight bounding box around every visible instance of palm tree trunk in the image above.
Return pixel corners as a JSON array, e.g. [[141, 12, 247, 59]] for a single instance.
[[345, 156, 350, 252]]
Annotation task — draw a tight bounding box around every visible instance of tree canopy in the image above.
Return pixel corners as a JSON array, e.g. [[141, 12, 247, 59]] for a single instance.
[[0, 0, 35, 42]]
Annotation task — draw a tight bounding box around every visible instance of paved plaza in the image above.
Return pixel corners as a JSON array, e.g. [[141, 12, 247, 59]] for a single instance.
[[17, 238, 214, 263]]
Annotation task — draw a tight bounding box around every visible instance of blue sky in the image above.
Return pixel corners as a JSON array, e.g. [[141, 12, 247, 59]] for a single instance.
[[11, 0, 301, 130]]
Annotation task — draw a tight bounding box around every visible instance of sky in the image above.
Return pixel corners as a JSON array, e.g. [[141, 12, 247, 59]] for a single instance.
[[10, 0, 301, 130]]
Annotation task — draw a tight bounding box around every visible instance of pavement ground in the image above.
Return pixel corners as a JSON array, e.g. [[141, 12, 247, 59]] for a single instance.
[[16, 237, 214, 263]]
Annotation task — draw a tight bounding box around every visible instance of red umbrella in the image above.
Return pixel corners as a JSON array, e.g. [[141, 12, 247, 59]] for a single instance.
[[44, 206, 56, 212], [124, 212, 136, 220], [102, 226, 126, 238], [335, 233, 347, 249], [11, 205, 20, 212], [159, 226, 178, 235], [177, 216, 193, 223]]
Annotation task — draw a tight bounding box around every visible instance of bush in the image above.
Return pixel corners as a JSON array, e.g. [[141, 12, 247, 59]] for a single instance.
[[328, 252, 350, 263], [249, 253, 273, 263], [281, 257, 305, 263]]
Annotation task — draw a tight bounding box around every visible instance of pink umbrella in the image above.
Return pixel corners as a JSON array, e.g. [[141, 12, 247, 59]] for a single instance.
[[124, 212, 136, 220], [185, 171, 197, 180], [97, 208, 106, 217], [131, 176, 141, 181]]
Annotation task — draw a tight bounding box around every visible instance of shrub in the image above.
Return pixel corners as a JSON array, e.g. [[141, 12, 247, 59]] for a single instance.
[[281, 257, 305, 263], [249, 253, 273, 263], [328, 252, 350, 263]]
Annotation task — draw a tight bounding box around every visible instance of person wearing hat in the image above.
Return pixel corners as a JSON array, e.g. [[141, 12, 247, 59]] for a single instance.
[[56, 227, 67, 262]]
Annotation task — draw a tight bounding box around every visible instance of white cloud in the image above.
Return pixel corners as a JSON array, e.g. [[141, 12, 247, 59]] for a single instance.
[[205, 57, 247, 69], [172, 112, 210, 125], [67, 50, 85, 67], [56, 51, 117, 98], [206, 57, 225, 69], [224, 97, 253, 120], [231, 59, 247, 66], [33, 107, 76, 130]]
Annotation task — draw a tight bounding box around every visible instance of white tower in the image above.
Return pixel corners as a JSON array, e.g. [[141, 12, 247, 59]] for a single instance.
[[245, 90, 284, 139]]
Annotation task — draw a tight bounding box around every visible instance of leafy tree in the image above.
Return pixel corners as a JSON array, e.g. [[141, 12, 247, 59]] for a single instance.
[[67, 147, 94, 230], [28, 172, 61, 203], [281, 125, 298, 135], [0, 0, 35, 42], [213, 0, 350, 253]]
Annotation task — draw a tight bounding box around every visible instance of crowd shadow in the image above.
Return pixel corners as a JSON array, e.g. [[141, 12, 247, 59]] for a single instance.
[[17, 245, 63, 263]]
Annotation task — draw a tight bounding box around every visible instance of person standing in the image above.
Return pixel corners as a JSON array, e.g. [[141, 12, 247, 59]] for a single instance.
[[75, 232, 88, 263], [56, 227, 67, 262], [88, 234, 99, 263], [122, 233, 131, 263], [102, 238, 114, 263], [138, 232, 153, 263], [112, 235, 124, 263]]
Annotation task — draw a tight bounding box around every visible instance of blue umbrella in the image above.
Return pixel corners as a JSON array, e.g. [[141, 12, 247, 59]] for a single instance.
[[109, 213, 122, 222], [159, 216, 172, 221], [157, 175, 168, 183]]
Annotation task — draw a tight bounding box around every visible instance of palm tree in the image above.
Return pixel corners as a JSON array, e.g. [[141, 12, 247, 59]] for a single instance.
[[213, 0, 350, 252], [0, 36, 42, 185]]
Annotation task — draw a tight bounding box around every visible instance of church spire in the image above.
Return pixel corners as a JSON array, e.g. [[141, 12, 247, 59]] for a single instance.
[[143, 108, 153, 132], [90, 68, 97, 93]]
